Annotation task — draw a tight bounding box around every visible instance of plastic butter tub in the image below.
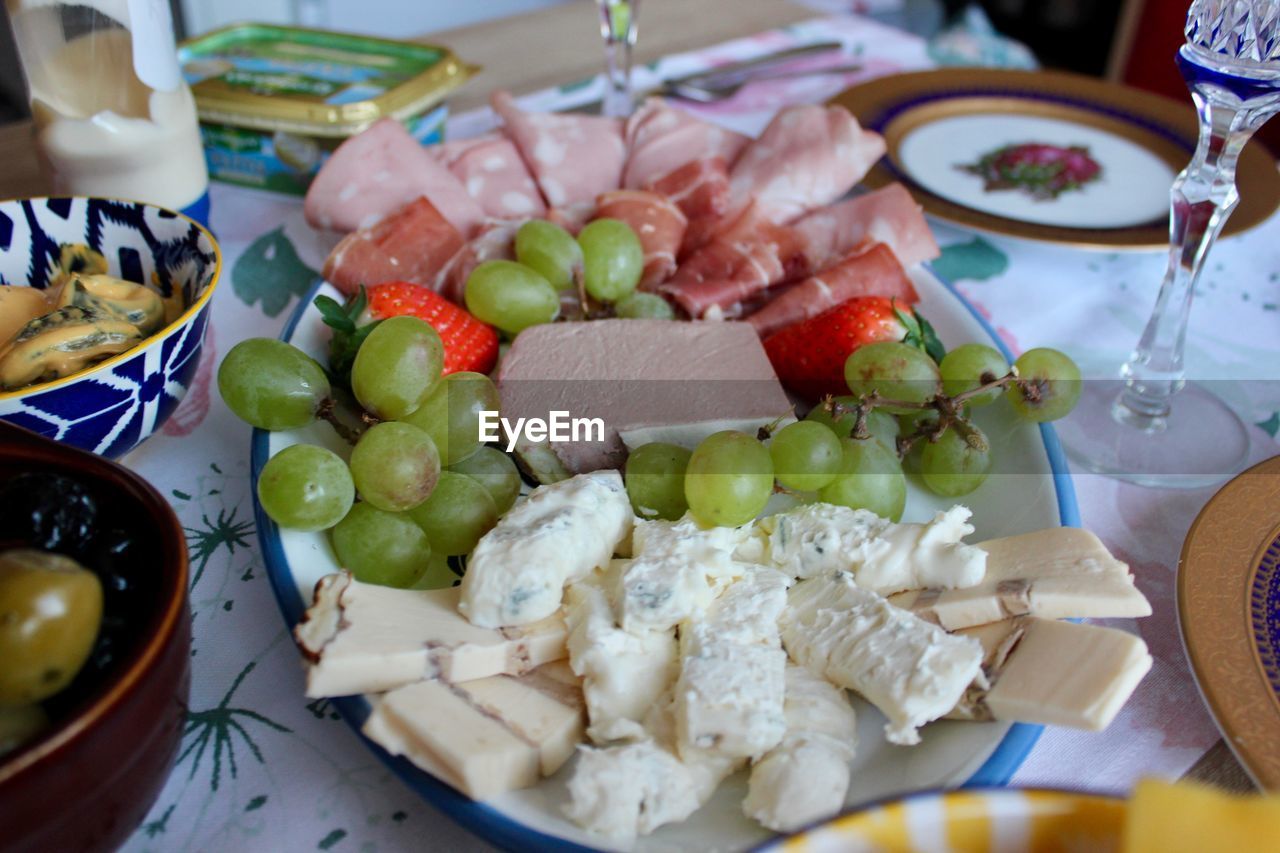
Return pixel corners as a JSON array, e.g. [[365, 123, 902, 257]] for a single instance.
[[179, 24, 475, 195]]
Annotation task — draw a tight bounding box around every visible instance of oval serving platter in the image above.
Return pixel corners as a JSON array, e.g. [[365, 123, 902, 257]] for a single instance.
[[251, 265, 1080, 852], [831, 68, 1280, 250], [1179, 454, 1280, 791]]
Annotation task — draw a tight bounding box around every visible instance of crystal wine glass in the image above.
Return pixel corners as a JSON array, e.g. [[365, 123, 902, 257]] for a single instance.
[[596, 0, 640, 118], [1058, 0, 1280, 487]]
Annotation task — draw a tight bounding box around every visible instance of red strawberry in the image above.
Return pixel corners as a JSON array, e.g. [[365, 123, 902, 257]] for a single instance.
[[316, 282, 499, 384], [762, 296, 944, 401]]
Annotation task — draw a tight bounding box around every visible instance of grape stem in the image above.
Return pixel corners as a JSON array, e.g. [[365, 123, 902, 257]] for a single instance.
[[316, 397, 365, 446], [823, 368, 1025, 457]]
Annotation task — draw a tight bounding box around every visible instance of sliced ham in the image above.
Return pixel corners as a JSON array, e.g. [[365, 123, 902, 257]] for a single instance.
[[660, 206, 809, 319], [647, 156, 733, 258], [428, 134, 547, 220], [726, 104, 886, 226], [437, 219, 522, 305], [746, 241, 919, 337], [304, 118, 484, 237], [795, 183, 940, 270], [594, 190, 688, 290], [622, 97, 748, 189], [491, 90, 626, 208], [322, 197, 465, 297]]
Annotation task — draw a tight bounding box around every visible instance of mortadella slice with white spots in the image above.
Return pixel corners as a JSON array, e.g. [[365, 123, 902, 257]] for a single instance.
[[304, 118, 484, 237], [491, 90, 626, 208], [428, 134, 547, 220]]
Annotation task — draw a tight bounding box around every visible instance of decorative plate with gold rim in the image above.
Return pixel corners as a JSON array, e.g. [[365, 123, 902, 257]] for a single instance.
[[1179, 454, 1280, 790], [830, 69, 1280, 250]]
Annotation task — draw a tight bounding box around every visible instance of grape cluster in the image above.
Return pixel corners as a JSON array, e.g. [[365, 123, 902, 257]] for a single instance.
[[466, 218, 669, 335], [624, 341, 1081, 527], [218, 321, 521, 590]]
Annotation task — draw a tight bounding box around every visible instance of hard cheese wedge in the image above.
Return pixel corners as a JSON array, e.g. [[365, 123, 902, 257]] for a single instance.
[[954, 616, 1152, 730], [295, 572, 567, 697], [362, 661, 585, 801], [890, 527, 1150, 630]]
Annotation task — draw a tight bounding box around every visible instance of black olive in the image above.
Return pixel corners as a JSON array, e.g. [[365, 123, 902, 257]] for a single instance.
[[0, 473, 99, 555]]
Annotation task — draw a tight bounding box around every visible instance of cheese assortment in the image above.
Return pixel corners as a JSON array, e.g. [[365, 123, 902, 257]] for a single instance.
[[294, 471, 1156, 842]]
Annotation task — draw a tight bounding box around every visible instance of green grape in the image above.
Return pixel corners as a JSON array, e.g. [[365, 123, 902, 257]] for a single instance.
[[578, 218, 643, 302], [465, 260, 560, 335], [330, 503, 432, 588], [400, 371, 500, 466], [939, 343, 1009, 407], [818, 437, 907, 522], [844, 341, 942, 413], [805, 397, 900, 449], [921, 425, 992, 497], [515, 219, 583, 291], [769, 420, 841, 492], [349, 421, 441, 512], [449, 446, 521, 514], [409, 550, 461, 590], [256, 444, 354, 531], [615, 292, 675, 319], [217, 338, 330, 430], [684, 431, 774, 527], [1007, 347, 1082, 422], [351, 316, 443, 420], [624, 442, 692, 520], [407, 471, 499, 556]]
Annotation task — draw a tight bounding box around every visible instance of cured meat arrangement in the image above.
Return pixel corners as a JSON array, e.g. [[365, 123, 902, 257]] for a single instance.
[[306, 91, 940, 336]]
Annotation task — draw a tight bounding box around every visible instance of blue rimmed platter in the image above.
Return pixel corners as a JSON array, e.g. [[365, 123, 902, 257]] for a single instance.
[[831, 68, 1280, 250], [251, 263, 1080, 851], [1179, 454, 1280, 790]]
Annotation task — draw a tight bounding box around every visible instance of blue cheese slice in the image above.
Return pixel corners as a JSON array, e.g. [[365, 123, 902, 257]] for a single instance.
[[889, 527, 1151, 630], [761, 504, 986, 593], [362, 661, 585, 801], [564, 573, 678, 743], [294, 572, 567, 697], [744, 664, 858, 833], [780, 574, 984, 745], [460, 470, 634, 628]]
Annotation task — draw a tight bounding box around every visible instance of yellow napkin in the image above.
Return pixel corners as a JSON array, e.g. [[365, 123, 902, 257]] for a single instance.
[[1124, 779, 1280, 852]]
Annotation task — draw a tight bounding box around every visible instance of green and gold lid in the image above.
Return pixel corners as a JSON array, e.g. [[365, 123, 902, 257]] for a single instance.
[[179, 23, 477, 138]]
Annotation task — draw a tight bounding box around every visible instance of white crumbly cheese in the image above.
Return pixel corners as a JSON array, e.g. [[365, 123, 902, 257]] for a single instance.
[[890, 527, 1151, 630], [362, 662, 584, 801], [460, 470, 634, 628], [564, 574, 678, 743], [780, 574, 984, 745], [294, 573, 566, 697], [674, 569, 791, 760], [743, 664, 858, 832], [762, 504, 986, 594], [614, 515, 756, 633]]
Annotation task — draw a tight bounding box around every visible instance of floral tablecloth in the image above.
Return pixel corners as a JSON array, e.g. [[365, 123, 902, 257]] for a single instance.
[[119, 13, 1280, 852]]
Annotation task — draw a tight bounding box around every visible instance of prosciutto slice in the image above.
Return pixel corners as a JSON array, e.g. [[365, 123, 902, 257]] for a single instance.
[[437, 219, 522, 305], [304, 118, 484, 237], [746, 241, 919, 337], [322, 197, 465, 296], [622, 98, 748, 189], [546, 202, 597, 236], [726, 105, 886, 225], [428, 134, 547, 220], [595, 190, 688, 290], [491, 90, 626, 208], [647, 156, 734, 258], [795, 183, 940, 270], [660, 206, 809, 319]]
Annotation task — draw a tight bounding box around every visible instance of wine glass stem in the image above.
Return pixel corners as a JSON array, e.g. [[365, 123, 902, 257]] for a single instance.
[[1117, 90, 1270, 427], [599, 1, 637, 118]]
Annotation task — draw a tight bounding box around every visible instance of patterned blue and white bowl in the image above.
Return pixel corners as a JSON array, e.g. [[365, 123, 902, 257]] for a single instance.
[[0, 197, 220, 457]]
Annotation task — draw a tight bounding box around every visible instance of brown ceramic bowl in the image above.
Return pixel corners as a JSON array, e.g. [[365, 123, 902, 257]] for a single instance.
[[0, 422, 191, 852]]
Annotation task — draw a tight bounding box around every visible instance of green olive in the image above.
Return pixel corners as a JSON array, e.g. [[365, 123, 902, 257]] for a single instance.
[[0, 549, 103, 706], [0, 703, 49, 757]]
